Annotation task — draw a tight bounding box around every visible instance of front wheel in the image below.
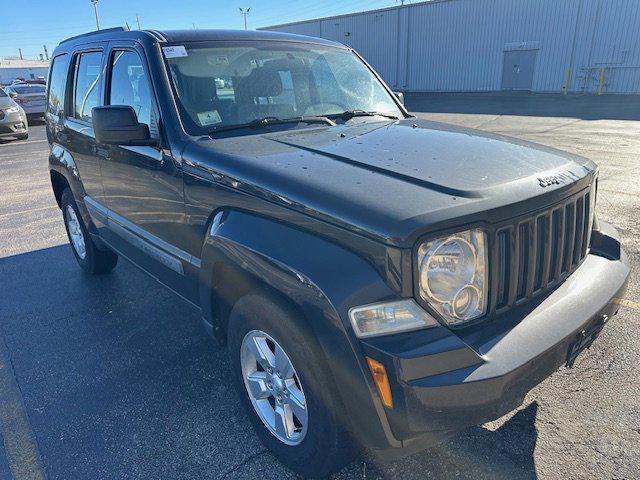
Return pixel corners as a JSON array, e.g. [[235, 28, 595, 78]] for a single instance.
[[61, 188, 118, 274], [228, 292, 355, 477]]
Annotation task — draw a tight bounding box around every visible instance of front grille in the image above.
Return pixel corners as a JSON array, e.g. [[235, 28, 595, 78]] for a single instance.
[[489, 186, 594, 315]]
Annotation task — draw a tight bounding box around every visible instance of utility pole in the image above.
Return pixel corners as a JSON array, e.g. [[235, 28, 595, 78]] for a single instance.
[[43, 45, 49, 60], [136, 13, 141, 29], [239, 8, 250, 30], [91, 0, 100, 30]]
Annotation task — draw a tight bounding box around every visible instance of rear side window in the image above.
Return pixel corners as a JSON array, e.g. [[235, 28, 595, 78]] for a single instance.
[[72, 51, 103, 122], [47, 54, 69, 116], [109, 50, 152, 127]]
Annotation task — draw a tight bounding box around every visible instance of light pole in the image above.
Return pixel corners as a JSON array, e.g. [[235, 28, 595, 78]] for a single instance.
[[91, 0, 100, 30], [239, 7, 250, 30]]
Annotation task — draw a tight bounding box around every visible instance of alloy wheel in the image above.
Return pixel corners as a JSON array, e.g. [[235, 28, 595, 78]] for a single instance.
[[65, 205, 86, 260], [240, 330, 308, 445]]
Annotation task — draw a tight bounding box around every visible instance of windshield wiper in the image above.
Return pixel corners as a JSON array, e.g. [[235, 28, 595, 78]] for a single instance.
[[330, 110, 400, 121], [209, 115, 335, 135]]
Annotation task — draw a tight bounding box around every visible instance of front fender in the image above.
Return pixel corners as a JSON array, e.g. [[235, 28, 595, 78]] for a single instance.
[[199, 209, 403, 449]]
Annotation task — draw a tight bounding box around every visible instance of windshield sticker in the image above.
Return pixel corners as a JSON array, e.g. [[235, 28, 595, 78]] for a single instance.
[[162, 46, 188, 58], [197, 110, 222, 126]]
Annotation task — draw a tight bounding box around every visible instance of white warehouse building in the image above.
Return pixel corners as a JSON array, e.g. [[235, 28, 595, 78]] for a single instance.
[[0, 59, 49, 86], [262, 0, 640, 95]]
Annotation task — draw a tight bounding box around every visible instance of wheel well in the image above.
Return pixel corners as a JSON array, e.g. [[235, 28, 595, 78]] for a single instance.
[[210, 260, 311, 344], [50, 170, 70, 208], [210, 261, 262, 341]]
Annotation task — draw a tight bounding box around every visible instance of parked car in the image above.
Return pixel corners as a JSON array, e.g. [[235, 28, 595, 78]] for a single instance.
[[5, 83, 47, 120], [12, 77, 46, 85], [0, 87, 28, 141], [46, 28, 629, 478]]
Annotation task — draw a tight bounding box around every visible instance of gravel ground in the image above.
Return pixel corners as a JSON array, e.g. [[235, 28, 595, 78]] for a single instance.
[[0, 95, 638, 480]]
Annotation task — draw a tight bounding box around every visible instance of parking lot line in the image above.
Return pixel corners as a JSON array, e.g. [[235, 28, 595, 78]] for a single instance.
[[0, 140, 48, 148], [0, 205, 58, 219], [612, 297, 640, 312], [0, 337, 46, 480]]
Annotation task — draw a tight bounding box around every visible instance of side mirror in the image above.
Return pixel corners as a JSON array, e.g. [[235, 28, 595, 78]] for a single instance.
[[92, 105, 157, 146], [393, 91, 405, 106], [9, 92, 17, 99]]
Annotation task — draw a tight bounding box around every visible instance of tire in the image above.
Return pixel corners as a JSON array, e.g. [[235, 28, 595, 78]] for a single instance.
[[16, 134, 28, 140], [61, 188, 118, 274], [228, 292, 355, 478]]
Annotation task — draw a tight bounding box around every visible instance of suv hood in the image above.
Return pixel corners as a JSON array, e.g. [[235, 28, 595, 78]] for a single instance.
[[184, 118, 596, 247]]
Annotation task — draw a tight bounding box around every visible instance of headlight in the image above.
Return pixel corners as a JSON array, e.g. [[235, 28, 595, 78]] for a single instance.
[[4, 106, 20, 114], [349, 299, 438, 338], [417, 229, 488, 326]]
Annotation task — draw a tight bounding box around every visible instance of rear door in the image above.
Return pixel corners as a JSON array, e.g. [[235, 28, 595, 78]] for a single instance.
[[64, 46, 107, 205], [97, 41, 196, 301]]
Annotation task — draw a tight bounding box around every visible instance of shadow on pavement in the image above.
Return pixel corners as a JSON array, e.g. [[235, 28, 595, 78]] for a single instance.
[[405, 92, 640, 121], [0, 244, 540, 479], [349, 402, 539, 479]]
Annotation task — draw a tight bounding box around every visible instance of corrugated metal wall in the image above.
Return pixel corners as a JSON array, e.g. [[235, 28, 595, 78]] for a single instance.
[[0, 67, 49, 86], [262, 0, 640, 94]]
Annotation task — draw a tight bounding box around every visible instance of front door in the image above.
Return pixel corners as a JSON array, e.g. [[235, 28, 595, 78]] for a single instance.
[[97, 43, 197, 302]]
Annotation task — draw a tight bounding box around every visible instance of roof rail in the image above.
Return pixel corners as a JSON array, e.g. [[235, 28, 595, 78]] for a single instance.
[[59, 26, 127, 45], [144, 30, 167, 42]]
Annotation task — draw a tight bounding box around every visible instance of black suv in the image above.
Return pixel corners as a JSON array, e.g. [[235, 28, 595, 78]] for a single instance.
[[46, 28, 629, 477]]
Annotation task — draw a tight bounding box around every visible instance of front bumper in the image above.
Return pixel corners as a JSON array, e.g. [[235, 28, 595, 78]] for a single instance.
[[358, 222, 629, 459], [0, 109, 28, 138]]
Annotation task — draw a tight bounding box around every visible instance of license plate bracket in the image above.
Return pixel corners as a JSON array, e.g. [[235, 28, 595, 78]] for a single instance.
[[565, 314, 609, 368]]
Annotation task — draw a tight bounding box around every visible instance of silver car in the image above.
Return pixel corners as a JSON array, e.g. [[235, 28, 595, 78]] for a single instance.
[[4, 83, 46, 119], [0, 88, 29, 141]]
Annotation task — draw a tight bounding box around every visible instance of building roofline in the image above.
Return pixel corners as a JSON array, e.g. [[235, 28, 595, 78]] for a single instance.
[[259, 0, 454, 30]]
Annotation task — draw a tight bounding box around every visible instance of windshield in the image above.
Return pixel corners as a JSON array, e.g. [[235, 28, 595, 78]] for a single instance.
[[164, 41, 403, 135]]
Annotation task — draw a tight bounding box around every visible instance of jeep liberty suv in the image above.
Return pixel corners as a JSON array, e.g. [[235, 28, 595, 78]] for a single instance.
[[46, 28, 629, 477]]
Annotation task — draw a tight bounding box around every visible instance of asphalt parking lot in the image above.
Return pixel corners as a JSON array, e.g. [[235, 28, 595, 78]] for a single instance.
[[0, 94, 639, 480]]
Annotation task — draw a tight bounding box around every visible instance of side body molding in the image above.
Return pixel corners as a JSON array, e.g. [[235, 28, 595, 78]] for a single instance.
[[199, 209, 403, 449]]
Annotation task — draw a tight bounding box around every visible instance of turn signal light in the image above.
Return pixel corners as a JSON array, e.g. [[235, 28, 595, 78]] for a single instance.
[[366, 357, 393, 409]]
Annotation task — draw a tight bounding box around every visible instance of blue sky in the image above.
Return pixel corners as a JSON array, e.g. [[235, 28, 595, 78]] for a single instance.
[[1, 0, 399, 59]]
